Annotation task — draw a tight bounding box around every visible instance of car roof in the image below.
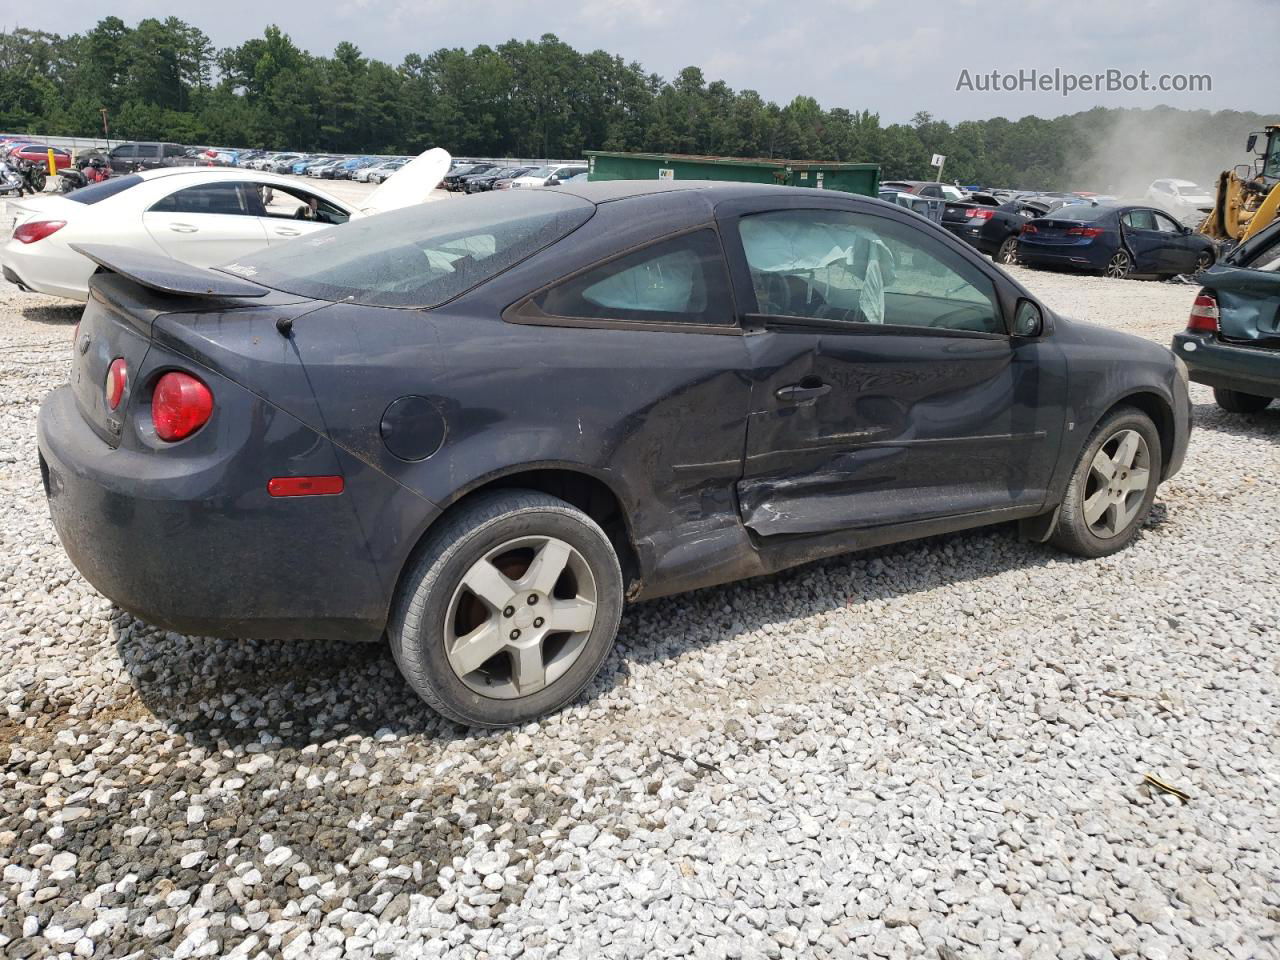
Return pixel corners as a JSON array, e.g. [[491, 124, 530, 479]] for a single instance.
[[552, 179, 866, 208], [129, 166, 353, 204]]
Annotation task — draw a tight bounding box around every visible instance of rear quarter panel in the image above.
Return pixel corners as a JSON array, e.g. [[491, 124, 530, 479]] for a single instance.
[[287, 299, 755, 599]]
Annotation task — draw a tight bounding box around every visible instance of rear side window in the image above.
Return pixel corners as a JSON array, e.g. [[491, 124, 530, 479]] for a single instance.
[[164, 144, 185, 158], [150, 182, 259, 216], [220, 190, 595, 308], [535, 230, 733, 325], [112, 145, 136, 159], [136, 144, 160, 159], [66, 174, 143, 205]]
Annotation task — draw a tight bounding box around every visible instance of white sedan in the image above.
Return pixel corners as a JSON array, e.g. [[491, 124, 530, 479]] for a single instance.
[[1145, 178, 1215, 223], [1, 149, 450, 301]]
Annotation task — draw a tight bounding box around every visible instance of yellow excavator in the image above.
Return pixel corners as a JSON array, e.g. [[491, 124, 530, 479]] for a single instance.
[[1201, 124, 1280, 245]]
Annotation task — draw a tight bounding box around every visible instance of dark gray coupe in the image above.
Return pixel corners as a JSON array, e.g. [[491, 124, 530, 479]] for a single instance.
[[38, 182, 1190, 725]]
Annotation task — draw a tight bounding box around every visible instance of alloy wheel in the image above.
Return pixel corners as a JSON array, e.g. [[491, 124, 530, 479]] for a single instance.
[[444, 535, 598, 699], [1105, 251, 1132, 279], [1082, 428, 1151, 538], [998, 237, 1020, 264], [1195, 251, 1213, 275]]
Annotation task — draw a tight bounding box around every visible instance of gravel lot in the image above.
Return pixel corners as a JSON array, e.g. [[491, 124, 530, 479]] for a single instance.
[[1, 220, 1277, 960]]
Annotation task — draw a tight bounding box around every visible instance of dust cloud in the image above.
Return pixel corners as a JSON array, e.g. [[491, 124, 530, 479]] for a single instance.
[[1064, 108, 1270, 201]]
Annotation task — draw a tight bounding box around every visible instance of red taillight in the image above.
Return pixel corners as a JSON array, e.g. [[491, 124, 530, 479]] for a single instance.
[[1187, 291, 1219, 333], [152, 371, 213, 441], [13, 220, 66, 244], [1022, 224, 1038, 234], [105, 358, 127, 411], [1065, 226, 1104, 238], [267, 476, 345, 498], [968, 208, 995, 220]]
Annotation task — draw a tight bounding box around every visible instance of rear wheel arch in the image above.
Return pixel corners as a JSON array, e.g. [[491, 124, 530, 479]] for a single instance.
[[392, 466, 642, 613]]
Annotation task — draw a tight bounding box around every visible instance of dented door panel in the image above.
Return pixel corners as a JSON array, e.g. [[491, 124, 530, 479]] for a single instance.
[[738, 323, 1062, 537]]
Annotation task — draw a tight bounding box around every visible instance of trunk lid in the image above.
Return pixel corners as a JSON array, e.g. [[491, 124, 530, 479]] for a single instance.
[[2, 195, 82, 240], [942, 203, 978, 225], [1205, 265, 1280, 346], [1024, 218, 1083, 245]]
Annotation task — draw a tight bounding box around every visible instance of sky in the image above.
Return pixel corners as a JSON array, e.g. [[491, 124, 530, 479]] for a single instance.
[[11, 0, 1277, 123]]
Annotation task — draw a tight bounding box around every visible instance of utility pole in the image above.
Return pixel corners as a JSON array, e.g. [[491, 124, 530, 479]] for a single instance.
[[100, 108, 111, 149]]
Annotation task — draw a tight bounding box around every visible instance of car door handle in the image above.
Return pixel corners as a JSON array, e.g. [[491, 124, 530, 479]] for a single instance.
[[274, 228, 301, 237], [776, 382, 832, 403], [168, 223, 198, 233]]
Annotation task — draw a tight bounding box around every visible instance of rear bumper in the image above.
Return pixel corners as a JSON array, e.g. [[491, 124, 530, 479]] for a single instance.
[[1172, 332, 1280, 398], [1, 238, 92, 300], [941, 222, 999, 255], [37, 382, 390, 642], [1017, 244, 1107, 270]]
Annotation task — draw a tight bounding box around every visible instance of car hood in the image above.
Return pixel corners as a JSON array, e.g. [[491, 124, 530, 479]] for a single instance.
[[362, 148, 450, 214]]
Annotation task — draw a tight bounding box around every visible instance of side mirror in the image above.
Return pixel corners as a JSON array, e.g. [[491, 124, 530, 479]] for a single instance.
[[1246, 133, 1258, 153], [1013, 299, 1044, 337]]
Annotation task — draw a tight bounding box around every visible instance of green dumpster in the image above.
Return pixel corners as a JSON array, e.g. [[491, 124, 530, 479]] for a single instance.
[[584, 151, 880, 197]]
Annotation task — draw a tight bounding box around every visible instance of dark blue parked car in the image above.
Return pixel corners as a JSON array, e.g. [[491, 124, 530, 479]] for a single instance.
[[1173, 217, 1280, 412], [37, 183, 1190, 725], [1019, 204, 1216, 280]]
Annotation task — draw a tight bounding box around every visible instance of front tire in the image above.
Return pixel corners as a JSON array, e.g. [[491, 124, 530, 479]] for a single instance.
[[1050, 407, 1161, 558], [1214, 388, 1272, 414], [390, 490, 623, 726]]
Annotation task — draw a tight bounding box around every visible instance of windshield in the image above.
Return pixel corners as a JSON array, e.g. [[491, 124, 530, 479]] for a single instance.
[[1265, 132, 1280, 180], [66, 174, 143, 205], [218, 190, 595, 308]]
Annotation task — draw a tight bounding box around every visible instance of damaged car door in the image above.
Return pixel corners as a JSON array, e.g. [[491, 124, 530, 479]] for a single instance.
[[1119, 208, 1170, 274], [725, 202, 1063, 538]]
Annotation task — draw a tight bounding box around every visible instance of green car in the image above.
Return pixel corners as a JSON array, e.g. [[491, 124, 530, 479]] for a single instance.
[[1173, 219, 1280, 412]]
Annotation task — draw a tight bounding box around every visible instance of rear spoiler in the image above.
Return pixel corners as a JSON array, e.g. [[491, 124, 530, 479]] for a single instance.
[[71, 243, 269, 299]]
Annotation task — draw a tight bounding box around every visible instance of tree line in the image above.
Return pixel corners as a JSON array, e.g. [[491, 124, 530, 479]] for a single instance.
[[0, 18, 1275, 190]]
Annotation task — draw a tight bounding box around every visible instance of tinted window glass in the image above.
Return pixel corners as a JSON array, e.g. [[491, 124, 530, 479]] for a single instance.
[[1048, 204, 1108, 222], [150, 182, 255, 215], [135, 144, 159, 159], [739, 209, 1002, 334], [220, 190, 595, 308], [536, 230, 732, 325], [1153, 212, 1182, 233], [163, 144, 185, 158], [65, 174, 143, 205], [112, 145, 136, 159]]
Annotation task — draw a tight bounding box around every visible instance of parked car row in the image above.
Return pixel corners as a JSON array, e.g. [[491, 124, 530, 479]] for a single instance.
[[902, 177, 1222, 282], [443, 160, 589, 193]]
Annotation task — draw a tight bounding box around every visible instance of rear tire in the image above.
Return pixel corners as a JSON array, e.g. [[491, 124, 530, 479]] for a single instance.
[[996, 235, 1020, 265], [1214, 388, 1272, 414], [1050, 407, 1161, 559], [389, 490, 623, 727], [1104, 250, 1133, 279]]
